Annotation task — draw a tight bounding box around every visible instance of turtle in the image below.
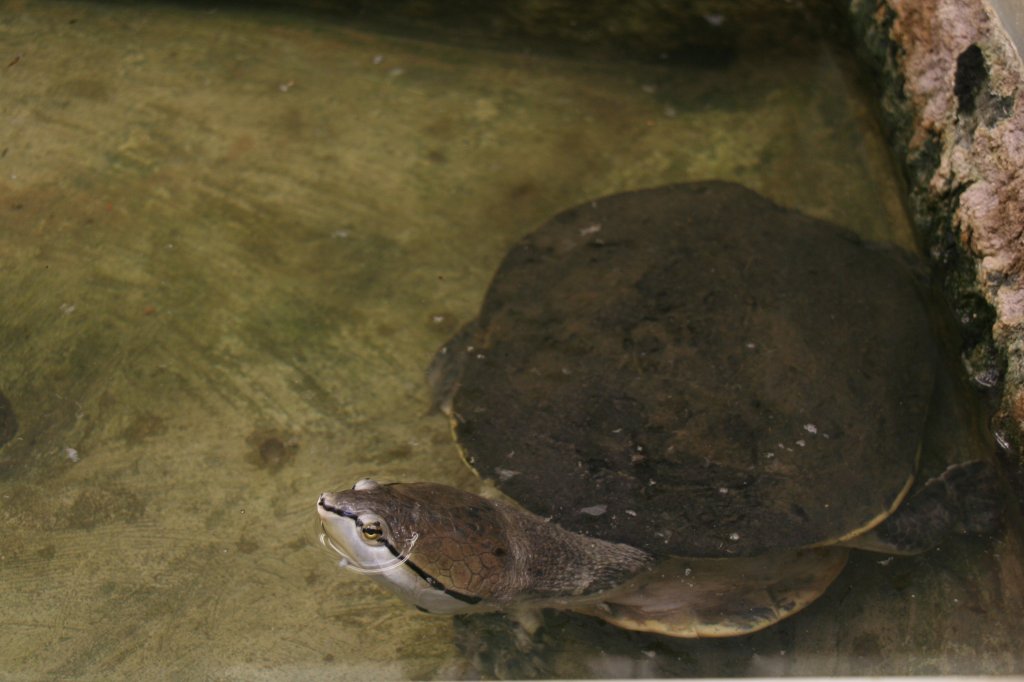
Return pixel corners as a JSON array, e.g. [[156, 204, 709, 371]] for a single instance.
[[317, 181, 1001, 638]]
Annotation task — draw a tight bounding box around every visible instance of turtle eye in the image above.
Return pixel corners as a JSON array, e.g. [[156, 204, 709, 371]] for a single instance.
[[361, 524, 382, 540], [359, 521, 384, 543]]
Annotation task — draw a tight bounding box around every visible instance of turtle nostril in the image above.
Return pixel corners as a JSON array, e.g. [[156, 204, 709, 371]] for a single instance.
[[318, 493, 327, 507]]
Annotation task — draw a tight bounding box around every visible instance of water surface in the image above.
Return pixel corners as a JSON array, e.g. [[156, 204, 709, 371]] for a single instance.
[[0, 1, 1020, 678]]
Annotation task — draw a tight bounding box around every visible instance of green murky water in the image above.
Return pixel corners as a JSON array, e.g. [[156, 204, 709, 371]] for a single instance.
[[1, 1, 1021, 679]]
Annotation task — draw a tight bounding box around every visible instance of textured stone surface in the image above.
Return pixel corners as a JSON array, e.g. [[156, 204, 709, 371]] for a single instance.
[[849, 0, 1024, 449]]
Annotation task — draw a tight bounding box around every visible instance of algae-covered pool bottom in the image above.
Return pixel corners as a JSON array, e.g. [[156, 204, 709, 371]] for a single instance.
[[0, 1, 1020, 678]]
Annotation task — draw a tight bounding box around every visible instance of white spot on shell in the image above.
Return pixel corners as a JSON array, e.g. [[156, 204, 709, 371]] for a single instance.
[[65, 447, 79, 463], [494, 467, 520, 481], [718, 487, 729, 494], [579, 223, 602, 236], [796, 439, 806, 447], [624, 509, 637, 517], [803, 423, 818, 434], [580, 504, 607, 517], [728, 532, 741, 541]]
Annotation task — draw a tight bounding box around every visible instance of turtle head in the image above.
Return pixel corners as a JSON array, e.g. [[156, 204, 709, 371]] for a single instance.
[[317, 479, 654, 616], [316, 479, 419, 574], [316, 479, 513, 614]]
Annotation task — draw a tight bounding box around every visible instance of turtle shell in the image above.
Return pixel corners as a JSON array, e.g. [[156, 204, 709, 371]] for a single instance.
[[440, 182, 934, 558]]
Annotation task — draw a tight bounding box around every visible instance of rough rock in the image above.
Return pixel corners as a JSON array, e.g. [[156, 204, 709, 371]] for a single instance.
[[849, 0, 1024, 450]]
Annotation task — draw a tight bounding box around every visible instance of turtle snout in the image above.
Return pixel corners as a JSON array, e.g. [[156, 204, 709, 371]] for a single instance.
[[317, 492, 354, 519], [316, 492, 338, 520]]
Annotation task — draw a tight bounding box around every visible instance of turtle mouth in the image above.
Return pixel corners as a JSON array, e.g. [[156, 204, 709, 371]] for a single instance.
[[316, 520, 376, 572], [317, 520, 354, 562]]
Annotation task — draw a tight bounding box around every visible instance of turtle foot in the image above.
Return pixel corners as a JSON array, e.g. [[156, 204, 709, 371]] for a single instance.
[[425, 320, 478, 416], [452, 612, 550, 679], [846, 460, 1003, 555], [944, 460, 1003, 536]]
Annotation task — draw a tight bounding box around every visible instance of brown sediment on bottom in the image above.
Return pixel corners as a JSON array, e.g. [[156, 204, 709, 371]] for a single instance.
[[0, 390, 16, 449]]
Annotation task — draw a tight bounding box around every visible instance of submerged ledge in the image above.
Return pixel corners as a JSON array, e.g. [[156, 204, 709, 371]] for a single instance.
[[849, 0, 1024, 457]]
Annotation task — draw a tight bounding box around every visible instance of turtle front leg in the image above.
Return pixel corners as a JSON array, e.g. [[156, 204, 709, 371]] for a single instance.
[[426, 319, 479, 415], [842, 460, 1003, 555]]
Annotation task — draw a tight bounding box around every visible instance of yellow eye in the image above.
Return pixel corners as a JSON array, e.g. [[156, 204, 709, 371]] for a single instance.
[[360, 523, 383, 541]]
